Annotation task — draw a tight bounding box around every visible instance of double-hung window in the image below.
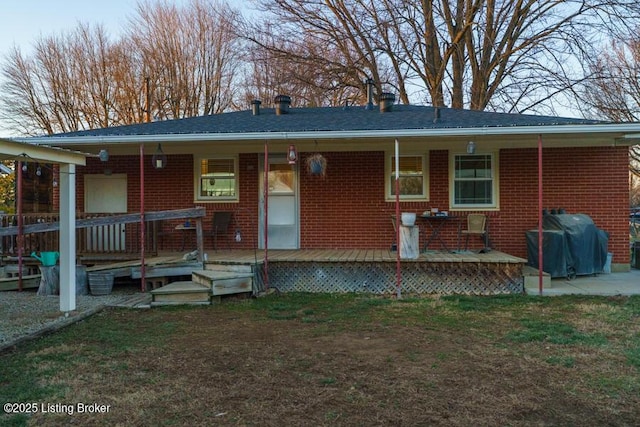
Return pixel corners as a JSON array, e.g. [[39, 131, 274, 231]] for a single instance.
[[195, 156, 238, 201], [387, 154, 428, 200], [451, 153, 497, 208]]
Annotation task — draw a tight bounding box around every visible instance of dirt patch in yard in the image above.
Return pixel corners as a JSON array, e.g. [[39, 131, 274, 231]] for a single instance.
[[3, 294, 640, 426]]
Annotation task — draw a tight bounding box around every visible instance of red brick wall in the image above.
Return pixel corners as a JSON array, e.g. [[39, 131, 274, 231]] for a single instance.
[[299, 152, 435, 248], [73, 154, 261, 251], [298, 148, 629, 263], [498, 146, 629, 263], [299, 151, 386, 248], [67, 146, 630, 263]]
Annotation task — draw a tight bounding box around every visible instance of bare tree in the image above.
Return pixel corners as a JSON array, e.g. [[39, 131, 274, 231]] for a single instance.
[[129, 0, 241, 120], [248, 0, 640, 112], [580, 35, 640, 179], [0, 0, 242, 135], [631, 174, 640, 207], [239, 24, 364, 108], [1, 23, 148, 134], [582, 37, 640, 122]]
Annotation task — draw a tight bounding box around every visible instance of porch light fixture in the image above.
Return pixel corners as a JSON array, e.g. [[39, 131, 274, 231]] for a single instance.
[[287, 144, 298, 164], [98, 149, 109, 162], [466, 141, 476, 154], [152, 143, 167, 169]]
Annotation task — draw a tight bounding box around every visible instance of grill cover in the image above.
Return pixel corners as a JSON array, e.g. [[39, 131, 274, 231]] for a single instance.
[[526, 214, 608, 278]]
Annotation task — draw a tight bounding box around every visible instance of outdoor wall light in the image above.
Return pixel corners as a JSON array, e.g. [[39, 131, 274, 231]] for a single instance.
[[466, 141, 476, 154], [98, 149, 109, 162], [287, 144, 298, 164], [235, 229, 242, 242], [152, 143, 167, 169]]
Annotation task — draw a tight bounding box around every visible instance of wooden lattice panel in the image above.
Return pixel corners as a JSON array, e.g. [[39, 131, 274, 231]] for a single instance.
[[268, 261, 524, 295]]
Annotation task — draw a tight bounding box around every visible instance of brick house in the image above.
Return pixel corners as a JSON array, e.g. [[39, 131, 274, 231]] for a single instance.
[[23, 96, 640, 281]]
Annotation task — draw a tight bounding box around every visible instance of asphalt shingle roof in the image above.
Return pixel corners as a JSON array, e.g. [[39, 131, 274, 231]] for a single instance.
[[50, 104, 605, 138]]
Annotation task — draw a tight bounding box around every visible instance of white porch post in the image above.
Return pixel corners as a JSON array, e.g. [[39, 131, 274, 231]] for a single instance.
[[59, 163, 76, 312]]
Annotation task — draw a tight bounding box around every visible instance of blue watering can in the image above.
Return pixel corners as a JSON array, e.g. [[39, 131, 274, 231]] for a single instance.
[[31, 251, 59, 266]]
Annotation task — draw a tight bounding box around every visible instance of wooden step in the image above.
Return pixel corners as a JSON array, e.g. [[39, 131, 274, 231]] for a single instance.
[[192, 270, 253, 296], [204, 262, 254, 274], [0, 274, 41, 291], [523, 266, 551, 289], [109, 293, 152, 309], [150, 281, 211, 306], [131, 260, 202, 279]]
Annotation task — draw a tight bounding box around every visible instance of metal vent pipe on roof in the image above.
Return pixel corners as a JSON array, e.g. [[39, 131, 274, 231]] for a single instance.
[[379, 92, 395, 113], [251, 100, 261, 116], [365, 78, 375, 110], [274, 95, 291, 115]]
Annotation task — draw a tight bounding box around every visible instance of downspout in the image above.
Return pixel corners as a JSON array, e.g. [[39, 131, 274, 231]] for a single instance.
[[263, 141, 269, 290], [17, 161, 23, 291], [395, 139, 402, 299], [140, 144, 146, 292], [538, 134, 544, 295]]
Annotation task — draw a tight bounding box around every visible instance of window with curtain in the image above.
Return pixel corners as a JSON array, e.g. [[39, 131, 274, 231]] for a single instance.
[[388, 155, 427, 200], [196, 157, 238, 201]]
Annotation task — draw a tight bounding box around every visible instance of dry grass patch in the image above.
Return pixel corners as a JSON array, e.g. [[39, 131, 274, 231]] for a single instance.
[[1, 293, 640, 426]]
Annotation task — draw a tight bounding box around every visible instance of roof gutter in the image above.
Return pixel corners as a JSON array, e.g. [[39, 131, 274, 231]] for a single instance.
[[13, 123, 640, 146], [622, 133, 640, 144]]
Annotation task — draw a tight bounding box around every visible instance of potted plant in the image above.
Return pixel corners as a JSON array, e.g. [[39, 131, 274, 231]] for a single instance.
[[306, 153, 327, 177]]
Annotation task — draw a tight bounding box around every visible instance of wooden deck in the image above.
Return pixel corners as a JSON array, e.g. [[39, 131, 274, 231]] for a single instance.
[[1, 249, 527, 295], [205, 248, 526, 264], [206, 249, 527, 295]]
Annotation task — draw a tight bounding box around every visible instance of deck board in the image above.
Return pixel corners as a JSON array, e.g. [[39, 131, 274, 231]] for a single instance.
[[204, 249, 525, 264]]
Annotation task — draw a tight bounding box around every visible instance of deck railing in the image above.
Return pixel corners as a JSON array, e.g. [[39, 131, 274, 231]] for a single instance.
[[0, 208, 205, 257]]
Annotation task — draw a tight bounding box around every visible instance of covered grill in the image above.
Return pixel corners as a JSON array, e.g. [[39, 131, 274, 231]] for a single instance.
[[526, 213, 609, 279]]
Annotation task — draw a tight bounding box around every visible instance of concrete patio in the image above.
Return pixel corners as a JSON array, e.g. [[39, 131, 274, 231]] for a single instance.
[[525, 268, 640, 296]]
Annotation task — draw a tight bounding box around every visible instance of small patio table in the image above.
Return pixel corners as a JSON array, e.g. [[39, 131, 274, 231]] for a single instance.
[[419, 215, 462, 253], [175, 223, 197, 251]]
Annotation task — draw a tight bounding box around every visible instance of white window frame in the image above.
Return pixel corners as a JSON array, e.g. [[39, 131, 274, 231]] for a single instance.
[[194, 155, 239, 202], [385, 152, 429, 201], [450, 151, 499, 209]]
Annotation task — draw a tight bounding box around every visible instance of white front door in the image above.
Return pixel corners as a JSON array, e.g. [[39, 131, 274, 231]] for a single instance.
[[259, 157, 299, 249], [84, 174, 127, 251]]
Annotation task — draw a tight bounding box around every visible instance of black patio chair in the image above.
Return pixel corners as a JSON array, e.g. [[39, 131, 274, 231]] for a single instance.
[[211, 211, 233, 250]]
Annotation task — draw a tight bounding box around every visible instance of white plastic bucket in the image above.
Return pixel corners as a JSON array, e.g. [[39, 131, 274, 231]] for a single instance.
[[401, 212, 416, 226]]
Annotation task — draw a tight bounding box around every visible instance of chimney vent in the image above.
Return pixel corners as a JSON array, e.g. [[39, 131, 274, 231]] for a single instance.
[[251, 99, 261, 116], [274, 94, 291, 115], [365, 78, 375, 110], [433, 107, 440, 123], [378, 92, 395, 113]]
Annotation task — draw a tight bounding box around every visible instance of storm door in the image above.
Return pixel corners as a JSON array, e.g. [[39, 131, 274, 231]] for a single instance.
[[259, 156, 299, 249]]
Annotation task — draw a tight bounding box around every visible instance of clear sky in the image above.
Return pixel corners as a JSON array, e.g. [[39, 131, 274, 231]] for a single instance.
[[0, 0, 250, 137], [1, 0, 147, 58]]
